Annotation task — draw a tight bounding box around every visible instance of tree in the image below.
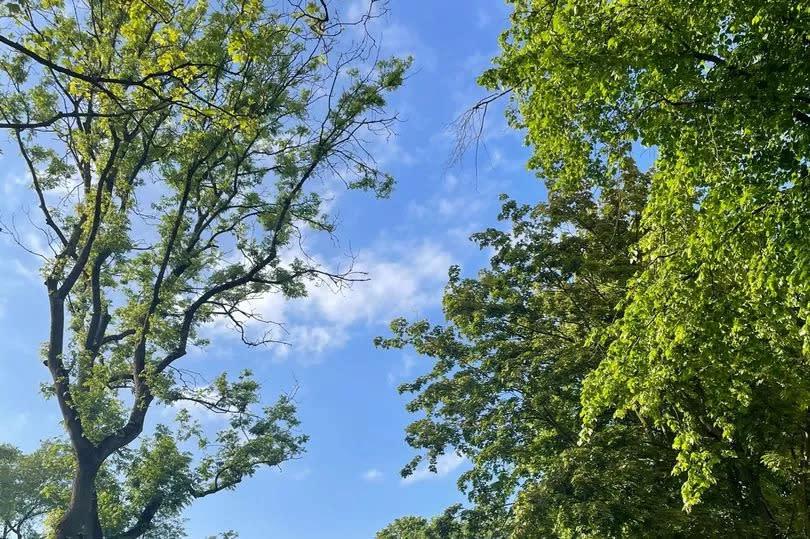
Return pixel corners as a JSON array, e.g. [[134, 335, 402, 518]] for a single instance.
[[376, 505, 486, 539], [0, 441, 233, 539], [0, 0, 408, 537], [476, 0, 810, 534], [377, 0, 810, 532], [377, 166, 764, 536], [0, 443, 72, 539]]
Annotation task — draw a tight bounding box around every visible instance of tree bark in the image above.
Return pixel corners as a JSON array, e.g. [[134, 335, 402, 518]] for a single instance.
[[54, 456, 103, 539], [47, 288, 105, 539]]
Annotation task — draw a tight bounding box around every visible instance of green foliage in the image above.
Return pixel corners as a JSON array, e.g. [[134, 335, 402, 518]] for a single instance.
[[376, 505, 492, 539], [377, 168, 753, 536], [381, 0, 810, 537], [381, 0, 810, 536], [480, 0, 810, 191], [485, 0, 810, 528], [0, 442, 72, 538], [0, 0, 407, 536], [0, 440, 217, 539]]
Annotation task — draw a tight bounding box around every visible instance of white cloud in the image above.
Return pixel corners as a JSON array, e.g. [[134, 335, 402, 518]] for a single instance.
[[266, 465, 312, 481], [380, 23, 436, 71], [297, 241, 452, 327], [444, 173, 460, 191], [12, 258, 39, 282], [343, 0, 385, 22], [201, 241, 451, 364], [370, 135, 416, 167], [362, 468, 384, 482], [341, 2, 436, 71], [3, 173, 28, 197], [401, 452, 466, 485], [461, 49, 500, 77], [25, 230, 51, 256], [272, 325, 349, 364], [291, 468, 312, 481], [475, 7, 492, 28], [387, 353, 417, 386], [446, 223, 480, 245], [408, 191, 486, 222]]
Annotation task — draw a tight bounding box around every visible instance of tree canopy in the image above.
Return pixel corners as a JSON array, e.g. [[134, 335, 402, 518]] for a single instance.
[[0, 442, 72, 539], [376, 505, 486, 539], [379, 0, 810, 537], [377, 166, 762, 536], [4, 0, 810, 536], [0, 0, 407, 536]]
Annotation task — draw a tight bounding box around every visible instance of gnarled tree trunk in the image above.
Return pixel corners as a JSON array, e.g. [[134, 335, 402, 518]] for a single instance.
[[55, 457, 103, 539]]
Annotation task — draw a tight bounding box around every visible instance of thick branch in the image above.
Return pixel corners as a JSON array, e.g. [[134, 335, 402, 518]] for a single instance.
[[107, 494, 164, 539], [56, 134, 122, 298]]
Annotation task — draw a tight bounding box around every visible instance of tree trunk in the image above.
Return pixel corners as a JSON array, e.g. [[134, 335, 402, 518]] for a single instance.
[[54, 458, 103, 539], [752, 470, 779, 538], [46, 288, 105, 539]]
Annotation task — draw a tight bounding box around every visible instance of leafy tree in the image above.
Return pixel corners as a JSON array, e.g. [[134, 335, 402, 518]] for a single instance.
[[378, 0, 810, 528], [0, 0, 407, 537], [377, 167, 764, 536], [0, 441, 231, 539], [376, 505, 487, 539], [0, 443, 72, 539], [474, 0, 810, 534]]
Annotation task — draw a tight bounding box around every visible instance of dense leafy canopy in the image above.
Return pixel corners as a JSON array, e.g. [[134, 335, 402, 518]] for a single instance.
[[483, 0, 810, 526], [0, 0, 406, 536], [0, 439, 239, 539], [376, 505, 485, 539], [380, 0, 810, 537], [0, 443, 72, 539], [378, 168, 761, 536], [4, 0, 810, 535]]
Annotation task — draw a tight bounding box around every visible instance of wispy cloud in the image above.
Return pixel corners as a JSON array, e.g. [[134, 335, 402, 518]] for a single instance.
[[200, 240, 452, 364], [475, 7, 492, 28], [3, 172, 28, 198], [401, 452, 466, 485], [342, 1, 436, 71], [343, 0, 386, 22], [291, 468, 312, 481], [387, 354, 417, 386], [362, 468, 384, 482], [298, 241, 452, 327], [272, 325, 349, 365], [12, 258, 40, 283], [407, 174, 489, 223], [379, 23, 436, 71]]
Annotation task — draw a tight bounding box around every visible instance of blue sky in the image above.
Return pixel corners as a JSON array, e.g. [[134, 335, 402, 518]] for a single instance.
[[0, 1, 546, 537]]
